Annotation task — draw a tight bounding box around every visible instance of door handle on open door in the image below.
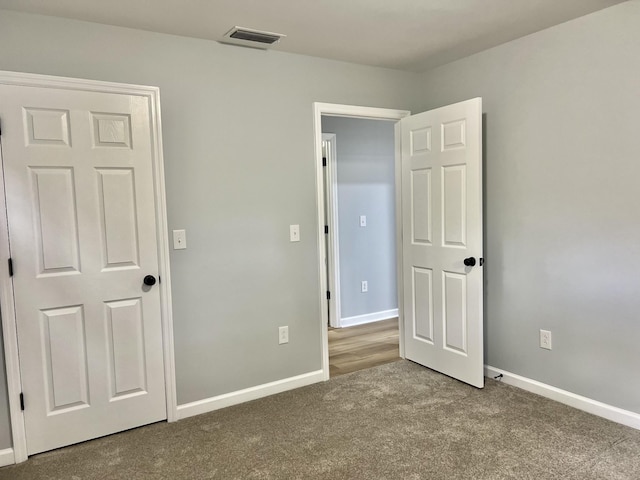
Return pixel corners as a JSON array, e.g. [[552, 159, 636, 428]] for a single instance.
[[463, 257, 476, 267], [143, 275, 157, 286]]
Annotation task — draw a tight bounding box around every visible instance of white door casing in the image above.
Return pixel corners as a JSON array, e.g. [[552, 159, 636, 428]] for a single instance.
[[0, 75, 175, 456], [313, 103, 410, 380], [401, 98, 484, 388]]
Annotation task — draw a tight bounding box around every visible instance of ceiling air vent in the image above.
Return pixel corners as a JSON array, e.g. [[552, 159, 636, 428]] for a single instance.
[[222, 26, 286, 49]]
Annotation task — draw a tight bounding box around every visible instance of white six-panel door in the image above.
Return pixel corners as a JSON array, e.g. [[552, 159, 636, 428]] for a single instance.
[[401, 98, 484, 388], [0, 84, 167, 454]]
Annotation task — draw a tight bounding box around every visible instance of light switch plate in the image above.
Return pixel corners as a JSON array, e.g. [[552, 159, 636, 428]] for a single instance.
[[360, 215, 367, 227], [173, 229, 187, 250], [289, 224, 300, 242]]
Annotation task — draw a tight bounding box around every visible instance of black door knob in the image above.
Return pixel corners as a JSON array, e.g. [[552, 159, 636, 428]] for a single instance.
[[143, 275, 157, 286], [463, 257, 476, 267]]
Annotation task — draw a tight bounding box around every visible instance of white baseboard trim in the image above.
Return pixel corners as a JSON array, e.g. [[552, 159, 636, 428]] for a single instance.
[[485, 365, 640, 431], [0, 448, 15, 467], [176, 370, 324, 420], [340, 308, 398, 328]]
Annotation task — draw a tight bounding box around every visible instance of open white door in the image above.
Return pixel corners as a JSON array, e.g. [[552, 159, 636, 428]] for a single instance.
[[401, 98, 483, 388], [0, 83, 168, 454]]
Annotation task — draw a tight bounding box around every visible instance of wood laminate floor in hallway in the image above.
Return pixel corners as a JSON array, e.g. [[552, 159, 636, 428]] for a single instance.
[[328, 318, 401, 377]]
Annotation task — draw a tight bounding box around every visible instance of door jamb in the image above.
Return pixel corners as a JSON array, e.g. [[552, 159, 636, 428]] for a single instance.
[[313, 103, 410, 380], [0, 70, 178, 463], [322, 134, 341, 328]]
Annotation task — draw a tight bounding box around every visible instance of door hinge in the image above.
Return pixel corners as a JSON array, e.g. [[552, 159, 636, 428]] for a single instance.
[[326, 290, 331, 300], [158, 275, 161, 284], [0, 118, 2, 136], [324, 225, 329, 235], [8, 258, 13, 277], [20, 392, 24, 411], [322, 157, 327, 167]]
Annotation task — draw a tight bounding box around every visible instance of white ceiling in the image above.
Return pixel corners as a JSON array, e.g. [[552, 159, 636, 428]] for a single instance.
[[0, 0, 626, 72]]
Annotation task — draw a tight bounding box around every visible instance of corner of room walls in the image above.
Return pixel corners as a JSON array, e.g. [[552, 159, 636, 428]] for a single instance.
[[417, 1, 640, 415]]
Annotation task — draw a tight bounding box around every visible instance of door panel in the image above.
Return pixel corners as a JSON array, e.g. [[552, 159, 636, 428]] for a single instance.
[[412, 267, 434, 343], [97, 168, 140, 269], [24, 108, 71, 146], [41, 305, 89, 412], [30, 167, 81, 275], [105, 298, 147, 399], [401, 98, 483, 388], [442, 165, 466, 247], [0, 84, 166, 454], [411, 168, 432, 244], [442, 271, 467, 354]]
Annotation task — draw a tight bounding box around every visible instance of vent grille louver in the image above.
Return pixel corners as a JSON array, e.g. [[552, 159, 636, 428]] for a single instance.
[[222, 26, 286, 49], [230, 30, 280, 45]]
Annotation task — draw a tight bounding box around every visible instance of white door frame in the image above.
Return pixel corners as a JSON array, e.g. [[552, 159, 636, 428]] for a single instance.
[[321, 133, 342, 328], [0, 71, 177, 463], [313, 103, 410, 380]]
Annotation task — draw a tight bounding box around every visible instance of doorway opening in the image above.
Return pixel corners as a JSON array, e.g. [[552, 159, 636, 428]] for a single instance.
[[315, 100, 484, 386], [321, 117, 399, 377], [313, 103, 410, 380]]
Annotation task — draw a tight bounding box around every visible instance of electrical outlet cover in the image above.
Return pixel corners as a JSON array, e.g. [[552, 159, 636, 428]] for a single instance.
[[540, 329, 552, 350], [279, 326, 289, 344]]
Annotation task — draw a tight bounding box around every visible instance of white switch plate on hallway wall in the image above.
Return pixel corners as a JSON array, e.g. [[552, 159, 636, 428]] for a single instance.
[[173, 229, 187, 249], [289, 224, 300, 242]]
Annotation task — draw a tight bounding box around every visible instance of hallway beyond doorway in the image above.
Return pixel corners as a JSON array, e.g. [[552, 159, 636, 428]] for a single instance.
[[328, 318, 400, 377]]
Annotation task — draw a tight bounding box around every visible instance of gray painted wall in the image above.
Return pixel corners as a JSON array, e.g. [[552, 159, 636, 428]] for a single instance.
[[1, 0, 639, 454], [418, 1, 640, 413], [321, 117, 397, 320], [0, 10, 420, 450], [0, 320, 10, 449]]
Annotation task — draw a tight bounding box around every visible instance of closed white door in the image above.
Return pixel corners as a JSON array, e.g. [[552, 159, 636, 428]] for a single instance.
[[401, 98, 484, 388], [0, 84, 167, 454]]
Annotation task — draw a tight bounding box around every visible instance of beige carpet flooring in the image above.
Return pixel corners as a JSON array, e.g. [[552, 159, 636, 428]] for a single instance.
[[1, 360, 640, 479]]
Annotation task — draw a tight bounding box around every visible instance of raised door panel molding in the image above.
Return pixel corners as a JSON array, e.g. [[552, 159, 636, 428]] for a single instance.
[[411, 169, 433, 245], [412, 267, 434, 344], [30, 167, 81, 276], [97, 168, 140, 270], [410, 126, 432, 155], [40, 305, 90, 413], [441, 119, 466, 151], [105, 298, 147, 399], [91, 113, 132, 148], [442, 271, 467, 355], [24, 108, 71, 147], [442, 165, 466, 248]]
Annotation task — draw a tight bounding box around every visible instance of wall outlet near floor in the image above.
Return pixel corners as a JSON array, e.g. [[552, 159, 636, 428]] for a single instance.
[[361, 280, 368, 293], [279, 326, 289, 344], [540, 329, 552, 350]]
